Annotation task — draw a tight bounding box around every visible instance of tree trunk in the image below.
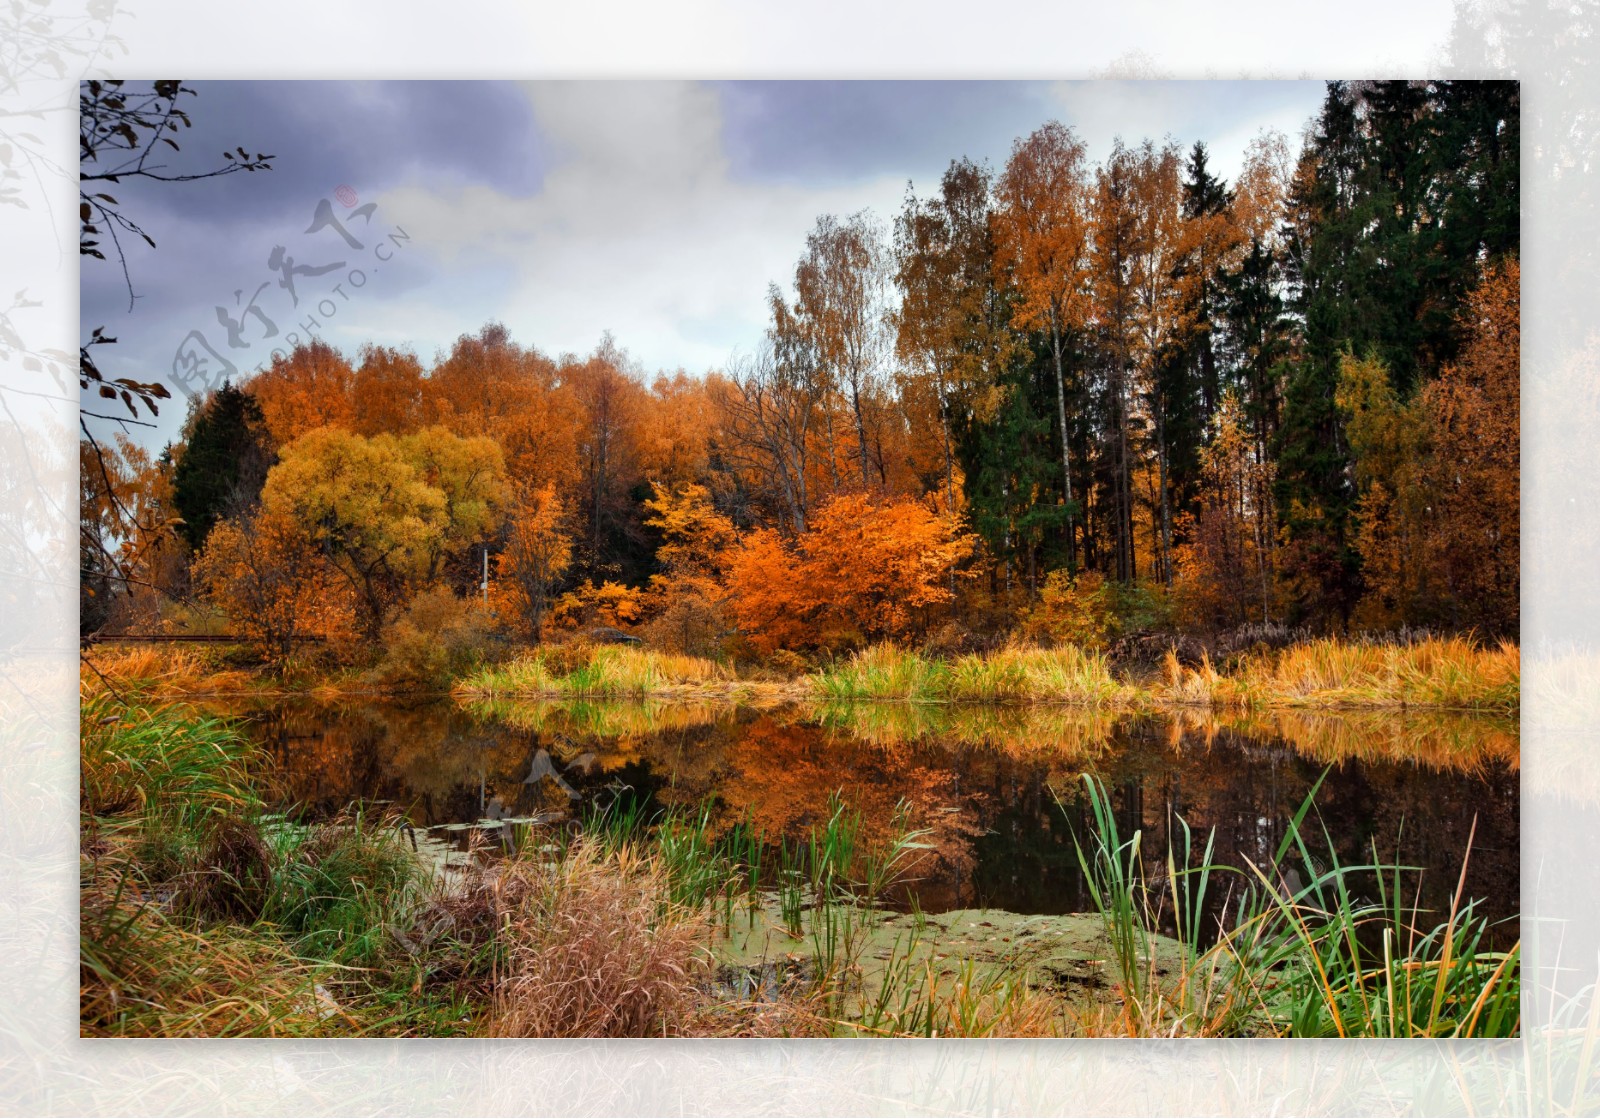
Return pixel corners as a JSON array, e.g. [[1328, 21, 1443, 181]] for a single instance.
[[1154, 391, 1172, 586], [850, 378, 872, 488], [1048, 309, 1077, 575], [940, 381, 958, 612]]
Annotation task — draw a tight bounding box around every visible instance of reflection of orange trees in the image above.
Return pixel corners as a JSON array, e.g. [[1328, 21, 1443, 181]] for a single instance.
[[205, 698, 535, 816], [465, 695, 1515, 781], [804, 700, 1513, 777], [460, 698, 747, 805], [468, 697, 726, 741], [713, 718, 982, 887], [367, 703, 529, 805], [810, 700, 1117, 760]]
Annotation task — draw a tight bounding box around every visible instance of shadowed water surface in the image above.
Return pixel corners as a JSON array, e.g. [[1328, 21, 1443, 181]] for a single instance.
[[208, 696, 1519, 946]]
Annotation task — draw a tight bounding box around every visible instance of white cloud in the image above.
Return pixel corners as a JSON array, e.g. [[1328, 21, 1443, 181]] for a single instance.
[[377, 81, 910, 374], [322, 80, 1330, 377], [1050, 80, 1324, 183]]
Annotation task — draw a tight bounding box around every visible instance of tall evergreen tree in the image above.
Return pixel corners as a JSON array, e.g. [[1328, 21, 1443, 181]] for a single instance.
[[1218, 237, 1290, 453], [1275, 83, 1365, 627], [1180, 141, 1234, 425], [171, 381, 274, 553], [956, 336, 1068, 591]]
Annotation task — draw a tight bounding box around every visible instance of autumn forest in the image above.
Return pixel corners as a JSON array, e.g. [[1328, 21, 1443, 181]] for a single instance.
[[82, 81, 1518, 664], [80, 79, 1522, 1041]]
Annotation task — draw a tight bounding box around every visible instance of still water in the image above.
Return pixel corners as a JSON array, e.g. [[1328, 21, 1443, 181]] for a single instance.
[[209, 695, 1519, 945]]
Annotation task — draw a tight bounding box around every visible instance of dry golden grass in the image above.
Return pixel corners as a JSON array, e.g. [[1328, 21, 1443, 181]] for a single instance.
[[80, 644, 256, 697], [812, 642, 1132, 706], [1155, 636, 1518, 713], [458, 645, 732, 700]]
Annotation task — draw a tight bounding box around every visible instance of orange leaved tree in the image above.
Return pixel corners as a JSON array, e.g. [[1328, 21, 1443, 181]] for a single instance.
[[1418, 258, 1519, 633], [994, 121, 1093, 571], [192, 508, 357, 659], [725, 493, 974, 653], [643, 482, 737, 655], [493, 482, 574, 642]]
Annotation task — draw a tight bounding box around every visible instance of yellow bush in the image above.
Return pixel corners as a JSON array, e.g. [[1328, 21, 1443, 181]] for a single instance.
[[378, 588, 497, 687], [1020, 570, 1115, 649]]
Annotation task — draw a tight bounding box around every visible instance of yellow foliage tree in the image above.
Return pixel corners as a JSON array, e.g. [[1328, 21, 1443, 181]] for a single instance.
[[261, 426, 505, 639], [552, 580, 647, 632], [1171, 392, 1278, 629], [1020, 569, 1114, 649], [1337, 260, 1518, 632], [642, 481, 737, 655], [396, 425, 508, 581]]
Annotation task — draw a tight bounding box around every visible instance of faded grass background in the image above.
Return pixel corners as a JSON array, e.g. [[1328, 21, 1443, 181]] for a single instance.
[[0, 0, 1589, 1113]]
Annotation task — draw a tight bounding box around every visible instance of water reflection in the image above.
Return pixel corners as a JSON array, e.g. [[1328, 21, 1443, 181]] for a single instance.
[[211, 696, 1518, 946]]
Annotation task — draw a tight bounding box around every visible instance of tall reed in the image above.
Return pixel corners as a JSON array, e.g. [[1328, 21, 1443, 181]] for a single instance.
[[1063, 772, 1520, 1037]]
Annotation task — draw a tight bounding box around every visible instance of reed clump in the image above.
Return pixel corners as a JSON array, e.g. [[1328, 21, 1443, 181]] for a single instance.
[[812, 644, 949, 702], [458, 645, 730, 699], [1062, 773, 1520, 1038], [811, 642, 1130, 707], [1228, 636, 1518, 713], [479, 843, 710, 1037]]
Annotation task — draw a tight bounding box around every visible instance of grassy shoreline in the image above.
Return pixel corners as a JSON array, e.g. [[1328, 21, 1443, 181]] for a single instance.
[[83, 633, 1520, 715], [456, 636, 1518, 715]]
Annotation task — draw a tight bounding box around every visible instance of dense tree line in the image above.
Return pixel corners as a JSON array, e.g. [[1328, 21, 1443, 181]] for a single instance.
[[81, 81, 1519, 657]]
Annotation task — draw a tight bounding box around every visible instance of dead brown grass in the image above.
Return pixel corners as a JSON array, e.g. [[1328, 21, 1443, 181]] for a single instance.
[[466, 842, 711, 1038]]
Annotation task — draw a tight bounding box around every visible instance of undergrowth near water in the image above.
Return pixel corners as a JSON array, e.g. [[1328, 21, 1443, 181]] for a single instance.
[[813, 643, 1131, 707], [1157, 635, 1519, 714], [82, 696, 1518, 1038], [813, 637, 1516, 713]]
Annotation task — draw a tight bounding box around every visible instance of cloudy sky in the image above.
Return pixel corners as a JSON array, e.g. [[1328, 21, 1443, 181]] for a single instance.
[[81, 79, 1328, 446]]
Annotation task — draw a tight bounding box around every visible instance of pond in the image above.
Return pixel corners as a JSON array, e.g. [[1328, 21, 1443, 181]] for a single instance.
[[208, 695, 1520, 949]]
